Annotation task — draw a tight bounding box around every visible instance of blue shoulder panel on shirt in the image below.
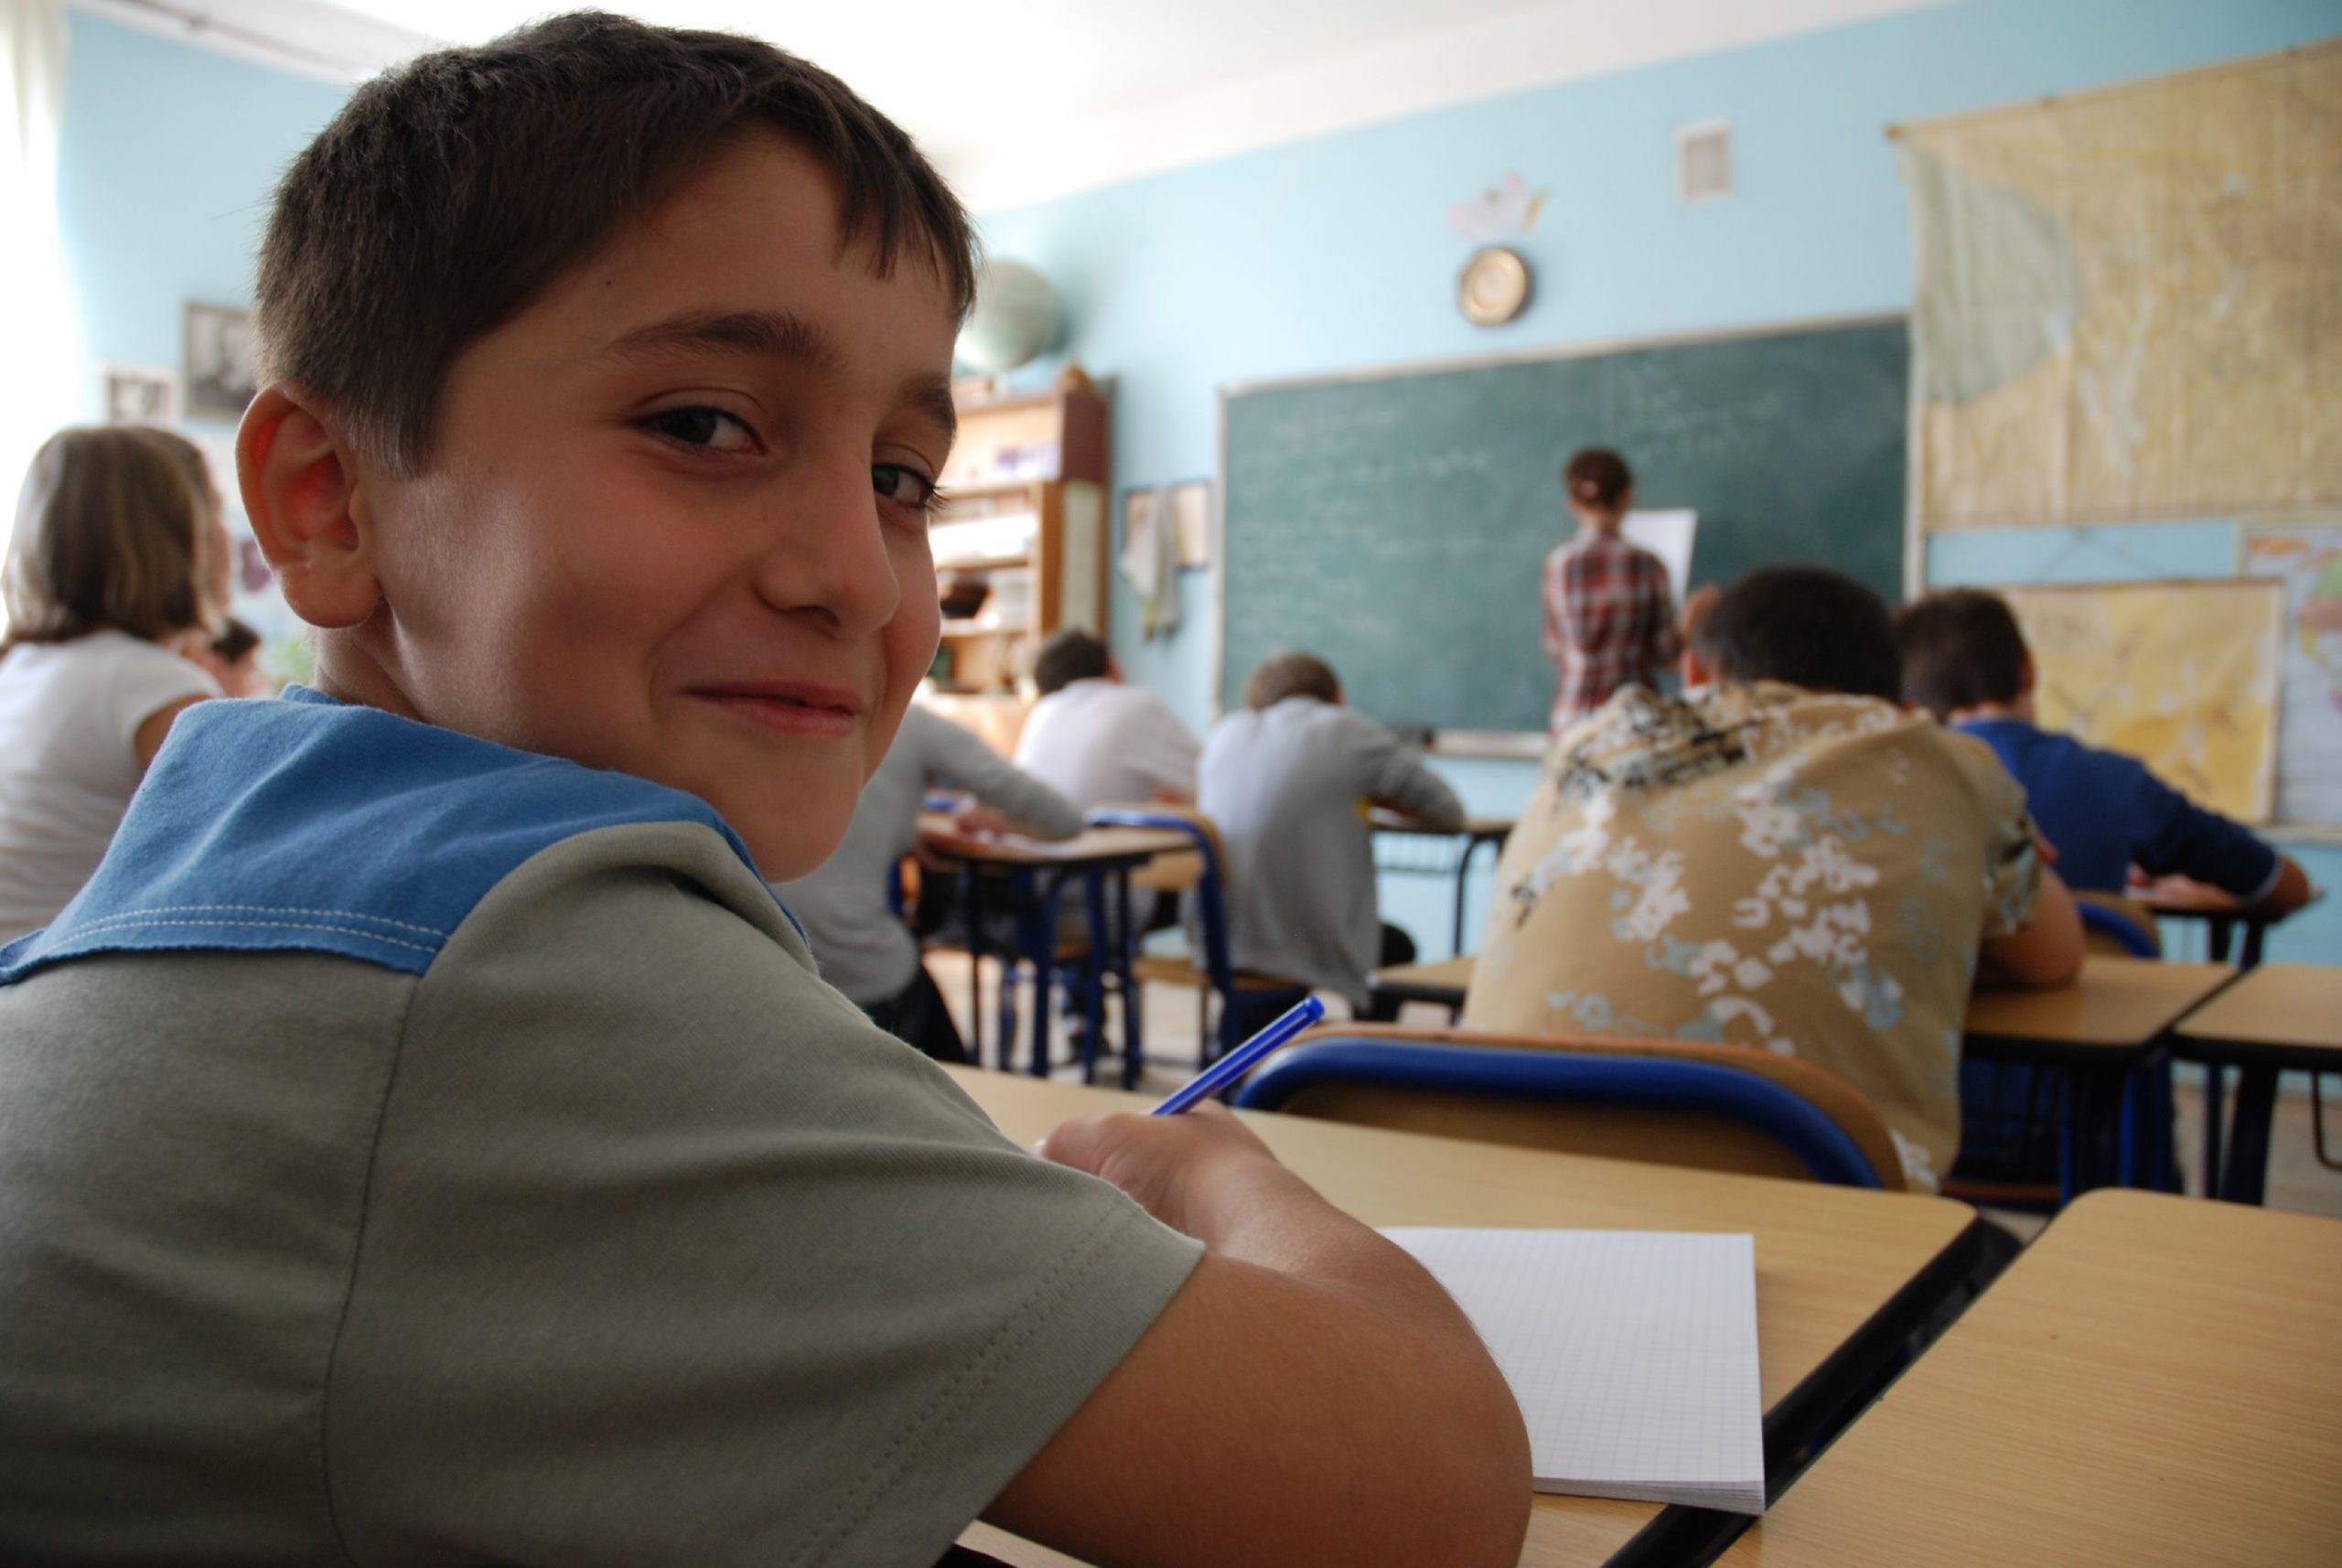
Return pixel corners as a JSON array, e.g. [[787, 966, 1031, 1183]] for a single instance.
[[0, 687, 780, 983]]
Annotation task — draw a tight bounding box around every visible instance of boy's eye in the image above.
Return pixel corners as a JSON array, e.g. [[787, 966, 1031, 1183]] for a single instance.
[[644, 406, 757, 453], [873, 462, 939, 510]]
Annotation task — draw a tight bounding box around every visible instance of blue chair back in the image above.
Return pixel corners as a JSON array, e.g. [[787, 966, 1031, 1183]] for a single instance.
[[2079, 899, 2159, 958], [1234, 1036, 1891, 1188]]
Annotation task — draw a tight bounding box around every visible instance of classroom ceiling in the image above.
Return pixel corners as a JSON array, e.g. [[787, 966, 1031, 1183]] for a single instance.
[[84, 0, 1952, 208]]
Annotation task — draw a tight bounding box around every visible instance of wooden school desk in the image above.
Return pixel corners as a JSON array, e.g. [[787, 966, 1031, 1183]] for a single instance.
[[2133, 880, 2321, 969], [1367, 952, 1477, 1018], [2175, 963, 2342, 1205], [1369, 809, 1515, 954], [1961, 957, 2236, 1198], [1713, 1189, 2342, 1568], [918, 822, 1195, 1082], [947, 1069, 1987, 1568]]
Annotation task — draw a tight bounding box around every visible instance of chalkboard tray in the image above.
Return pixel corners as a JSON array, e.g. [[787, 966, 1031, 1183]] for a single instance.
[[1215, 316, 1908, 736]]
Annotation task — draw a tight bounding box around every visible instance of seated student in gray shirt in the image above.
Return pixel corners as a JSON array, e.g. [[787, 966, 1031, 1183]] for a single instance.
[[778, 703, 1081, 1062], [1200, 652, 1465, 1015]]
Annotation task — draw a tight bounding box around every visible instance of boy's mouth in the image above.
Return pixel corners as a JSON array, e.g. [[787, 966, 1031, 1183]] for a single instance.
[[691, 682, 863, 739]]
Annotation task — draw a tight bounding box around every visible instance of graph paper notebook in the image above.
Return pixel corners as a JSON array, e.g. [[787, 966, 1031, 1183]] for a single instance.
[[1383, 1229, 1766, 1514]]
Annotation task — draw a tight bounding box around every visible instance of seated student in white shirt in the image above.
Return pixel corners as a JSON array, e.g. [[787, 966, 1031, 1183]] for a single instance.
[[776, 703, 1081, 1062], [1013, 629, 1200, 810], [1200, 652, 1463, 1019]]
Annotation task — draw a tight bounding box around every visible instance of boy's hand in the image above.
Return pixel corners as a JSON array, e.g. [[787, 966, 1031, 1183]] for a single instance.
[[1037, 1104, 1301, 1240]]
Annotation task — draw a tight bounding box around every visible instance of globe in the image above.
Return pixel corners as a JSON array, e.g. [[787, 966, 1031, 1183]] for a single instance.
[[956, 259, 1061, 373]]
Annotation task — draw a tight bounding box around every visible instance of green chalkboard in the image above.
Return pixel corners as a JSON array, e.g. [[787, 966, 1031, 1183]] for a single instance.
[[1217, 317, 1908, 733]]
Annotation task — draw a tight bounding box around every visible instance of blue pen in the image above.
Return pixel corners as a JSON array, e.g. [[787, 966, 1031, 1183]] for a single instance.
[[1151, 996, 1326, 1115]]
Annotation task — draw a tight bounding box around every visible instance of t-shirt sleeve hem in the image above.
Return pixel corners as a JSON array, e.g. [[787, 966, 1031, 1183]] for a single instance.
[[803, 1199, 1204, 1568]]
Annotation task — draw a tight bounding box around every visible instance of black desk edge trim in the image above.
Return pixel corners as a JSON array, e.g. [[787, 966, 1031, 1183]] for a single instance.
[[1606, 1213, 1994, 1568]]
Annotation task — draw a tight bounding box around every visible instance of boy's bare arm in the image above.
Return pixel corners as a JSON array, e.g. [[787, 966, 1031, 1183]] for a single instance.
[[984, 1106, 1532, 1568], [1978, 864, 2085, 989]]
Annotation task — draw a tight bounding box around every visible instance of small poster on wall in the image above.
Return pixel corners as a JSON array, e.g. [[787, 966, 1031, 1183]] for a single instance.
[[184, 303, 260, 423], [100, 363, 177, 425]]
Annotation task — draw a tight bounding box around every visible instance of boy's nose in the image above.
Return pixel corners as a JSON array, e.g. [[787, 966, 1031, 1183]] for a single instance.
[[757, 464, 903, 637]]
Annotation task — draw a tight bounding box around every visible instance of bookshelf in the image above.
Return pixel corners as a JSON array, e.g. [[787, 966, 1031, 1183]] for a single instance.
[[925, 383, 1111, 720]]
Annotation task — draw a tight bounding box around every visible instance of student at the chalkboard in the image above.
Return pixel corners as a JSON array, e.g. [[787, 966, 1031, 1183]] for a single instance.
[[1542, 448, 1683, 733]]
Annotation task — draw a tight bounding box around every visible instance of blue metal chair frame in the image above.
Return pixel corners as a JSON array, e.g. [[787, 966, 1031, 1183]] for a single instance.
[[1085, 810, 1310, 1066], [1232, 1037, 1887, 1188]]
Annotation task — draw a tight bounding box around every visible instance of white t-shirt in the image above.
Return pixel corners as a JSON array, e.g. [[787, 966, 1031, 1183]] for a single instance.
[[0, 632, 220, 942], [1012, 676, 1201, 811]]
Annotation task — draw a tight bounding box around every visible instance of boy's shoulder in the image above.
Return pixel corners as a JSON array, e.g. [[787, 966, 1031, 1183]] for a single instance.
[[0, 690, 777, 986]]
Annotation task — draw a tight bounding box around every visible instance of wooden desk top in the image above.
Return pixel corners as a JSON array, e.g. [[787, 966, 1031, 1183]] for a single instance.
[[1715, 1188, 2342, 1567], [1369, 955, 2238, 1058], [1371, 953, 1478, 993], [1369, 807, 1517, 840], [1961, 955, 2235, 1053], [914, 820, 1195, 868], [2175, 963, 2342, 1054], [947, 1069, 1979, 1568], [2132, 879, 2321, 926]]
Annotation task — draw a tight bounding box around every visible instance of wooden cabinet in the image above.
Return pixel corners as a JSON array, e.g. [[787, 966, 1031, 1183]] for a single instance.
[[927, 384, 1110, 702]]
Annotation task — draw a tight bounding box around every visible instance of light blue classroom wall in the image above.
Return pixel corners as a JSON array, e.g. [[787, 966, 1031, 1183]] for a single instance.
[[56, 13, 349, 428], [977, 0, 2339, 964]]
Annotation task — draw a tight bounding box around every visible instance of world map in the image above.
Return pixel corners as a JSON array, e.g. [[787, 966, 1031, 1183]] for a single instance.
[[1903, 39, 2342, 531], [2241, 521, 2342, 828], [2001, 580, 2283, 824]]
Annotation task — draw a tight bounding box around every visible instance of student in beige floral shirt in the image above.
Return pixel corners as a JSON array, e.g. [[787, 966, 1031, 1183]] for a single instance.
[[1465, 567, 2083, 1190]]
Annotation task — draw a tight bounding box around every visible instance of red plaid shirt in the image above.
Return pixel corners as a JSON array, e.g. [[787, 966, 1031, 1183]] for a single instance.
[[1542, 531, 1681, 732]]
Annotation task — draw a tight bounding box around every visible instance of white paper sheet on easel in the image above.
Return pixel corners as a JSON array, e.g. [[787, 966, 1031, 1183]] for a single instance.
[[1384, 1228, 1765, 1514], [1623, 510, 1698, 607]]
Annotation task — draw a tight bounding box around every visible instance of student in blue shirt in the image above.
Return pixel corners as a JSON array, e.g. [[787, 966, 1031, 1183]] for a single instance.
[[1895, 589, 2310, 913]]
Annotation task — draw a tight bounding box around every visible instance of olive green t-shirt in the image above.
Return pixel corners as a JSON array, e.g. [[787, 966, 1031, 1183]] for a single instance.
[[0, 822, 1200, 1565]]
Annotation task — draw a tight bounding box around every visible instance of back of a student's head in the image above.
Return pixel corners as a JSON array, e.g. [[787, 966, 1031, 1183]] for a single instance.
[[1692, 565, 1901, 703], [1033, 630, 1112, 696], [1893, 590, 2030, 721], [5, 426, 222, 647], [1242, 651, 1342, 711], [255, 10, 975, 478], [1562, 447, 1632, 516]]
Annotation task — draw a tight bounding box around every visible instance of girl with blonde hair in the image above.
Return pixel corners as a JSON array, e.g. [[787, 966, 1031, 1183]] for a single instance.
[[0, 426, 228, 941]]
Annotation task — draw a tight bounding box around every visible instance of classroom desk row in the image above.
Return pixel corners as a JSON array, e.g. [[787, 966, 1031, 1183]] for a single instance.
[[947, 1072, 2342, 1568], [947, 1067, 1988, 1568], [1370, 954, 2342, 1207]]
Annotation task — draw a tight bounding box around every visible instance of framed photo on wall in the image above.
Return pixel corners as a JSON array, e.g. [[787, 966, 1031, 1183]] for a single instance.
[[100, 363, 177, 425], [183, 302, 259, 422]]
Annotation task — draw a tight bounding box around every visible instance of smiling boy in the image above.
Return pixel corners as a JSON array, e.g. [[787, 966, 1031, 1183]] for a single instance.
[[0, 14, 1527, 1567]]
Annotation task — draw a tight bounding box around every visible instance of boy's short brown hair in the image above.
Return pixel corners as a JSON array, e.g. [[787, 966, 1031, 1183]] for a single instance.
[[1894, 589, 2032, 720], [1692, 565, 1901, 703], [257, 10, 979, 477], [5, 427, 221, 646], [1032, 630, 1111, 695], [1243, 651, 1342, 710]]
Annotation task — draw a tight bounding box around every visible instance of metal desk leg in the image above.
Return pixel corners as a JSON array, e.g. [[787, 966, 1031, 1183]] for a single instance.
[[2218, 1065, 2279, 1206], [2240, 921, 2267, 970], [1114, 871, 1144, 1090], [1079, 871, 1110, 1086], [2206, 916, 2235, 964], [1013, 869, 1054, 1078], [2059, 1067, 2126, 1203], [2202, 1063, 2226, 1199], [963, 873, 989, 1070]]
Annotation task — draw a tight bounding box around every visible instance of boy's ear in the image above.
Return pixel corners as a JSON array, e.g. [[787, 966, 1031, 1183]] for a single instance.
[[2018, 655, 2037, 697], [237, 384, 381, 629]]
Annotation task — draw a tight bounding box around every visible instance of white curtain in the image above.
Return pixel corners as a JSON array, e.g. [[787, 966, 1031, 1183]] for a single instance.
[[1, 0, 74, 607]]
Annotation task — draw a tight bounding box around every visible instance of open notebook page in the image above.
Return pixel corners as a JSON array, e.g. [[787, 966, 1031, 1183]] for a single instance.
[[1383, 1229, 1765, 1515]]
